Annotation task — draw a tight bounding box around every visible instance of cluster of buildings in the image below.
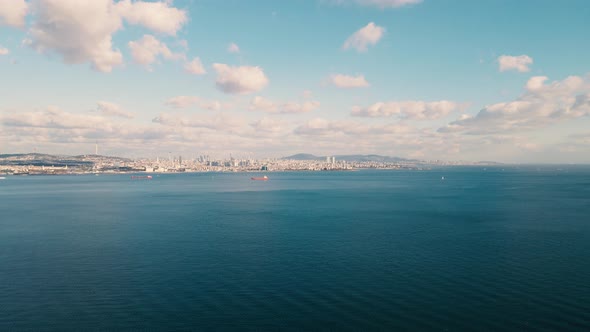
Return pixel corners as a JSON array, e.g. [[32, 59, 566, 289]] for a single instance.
[[0, 153, 423, 175]]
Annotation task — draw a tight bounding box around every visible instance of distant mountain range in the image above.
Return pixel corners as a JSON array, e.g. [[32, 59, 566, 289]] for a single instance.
[[282, 153, 419, 163]]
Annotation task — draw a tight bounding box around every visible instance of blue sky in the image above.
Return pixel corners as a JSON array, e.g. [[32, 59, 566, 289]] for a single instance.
[[1, 0, 589, 162]]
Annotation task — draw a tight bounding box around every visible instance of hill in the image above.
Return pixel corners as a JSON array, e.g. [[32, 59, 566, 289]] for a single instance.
[[0, 153, 129, 167]]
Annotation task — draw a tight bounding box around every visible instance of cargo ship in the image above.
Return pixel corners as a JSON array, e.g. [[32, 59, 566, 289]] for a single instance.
[[251, 175, 268, 181]]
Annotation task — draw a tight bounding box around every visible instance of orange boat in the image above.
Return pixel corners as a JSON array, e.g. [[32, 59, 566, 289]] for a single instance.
[[251, 175, 268, 181]]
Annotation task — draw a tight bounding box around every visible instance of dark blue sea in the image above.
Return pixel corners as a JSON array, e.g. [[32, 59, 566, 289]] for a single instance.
[[1, 167, 590, 331]]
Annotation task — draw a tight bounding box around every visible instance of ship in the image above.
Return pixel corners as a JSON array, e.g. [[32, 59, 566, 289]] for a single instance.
[[131, 175, 152, 180], [251, 175, 268, 181]]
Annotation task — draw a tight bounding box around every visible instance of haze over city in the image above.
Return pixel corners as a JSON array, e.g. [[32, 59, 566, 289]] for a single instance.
[[1, 0, 589, 163]]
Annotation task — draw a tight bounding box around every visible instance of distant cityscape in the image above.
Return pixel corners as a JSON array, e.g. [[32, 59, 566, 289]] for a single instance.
[[0, 153, 500, 176]]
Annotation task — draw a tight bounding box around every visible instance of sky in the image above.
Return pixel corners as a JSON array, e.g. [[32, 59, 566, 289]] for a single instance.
[[0, 0, 589, 163]]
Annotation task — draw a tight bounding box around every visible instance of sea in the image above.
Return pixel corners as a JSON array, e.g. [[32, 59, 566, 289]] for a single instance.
[[1, 167, 589, 331]]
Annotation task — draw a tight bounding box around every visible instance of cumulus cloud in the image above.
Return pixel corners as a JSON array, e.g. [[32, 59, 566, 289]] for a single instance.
[[330, 74, 370, 88], [0, 0, 28, 28], [439, 74, 590, 134], [227, 42, 240, 53], [249, 96, 276, 113], [28, 0, 124, 72], [128, 34, 184, 67], [352, 100, 461, 120], [250, 117, 286, 133], [343, 22, 385, 52], [0, 107, 287, 157], [2, 106, 114, 129], [276, 101, 320, 114], [184, 57, 206, 75], [0, 106, 177, 155], [250, 96, 320, 114], [25, 0, 187, 72], [165, 96, 227, 111], [4, 105, 552, 162], [525, 76, 548, 91], [0, 47, 8, 55], [152, 112, 243, 131], [294, 118, 414, 137], [97, 101, 134, 118], [498, 55, 533, 72], [115, 0, 187, 35], [212, 63, 269, 94], [165, 96, 199, 108]]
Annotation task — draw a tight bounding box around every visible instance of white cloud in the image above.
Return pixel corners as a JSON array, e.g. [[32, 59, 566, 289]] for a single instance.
[[294, 118, 339, 136], [282, 101, 321, 114], [128, 34, 184, 67], [165, 96, 200, 108], [330, 74, 370, 88], [352, 100, 461, 120], [152, 112, 243, 131], [212, 63, 269, 94], [7, 104, 576, 162], [0, 105, 485, 160], [1, 106, 282, 157], [0, 47, 8, 55], [25, 0, 188, 72], [249, 96, 276, 113], [294, 118, 415, 137], [0, 0, 28, 28], [343, 22, 385, 52], [115, 0, 187, 35], [184, 57, 206, 75], [525, 76, 548, 91], [498, 55, 533, 72], [227, 42, 240, 53], [97, 101, 134, 119], [165, 96, 228, 111], [250, 96, 320, 114], [439, 74, 590, 134], [250, 117, 286, 133], [0, 106, 177, 155], [3, 106, 113, 129], [28, 0, 124, 73]]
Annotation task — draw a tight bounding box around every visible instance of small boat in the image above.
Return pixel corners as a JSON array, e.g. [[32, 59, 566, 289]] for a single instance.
[[0, 177, 6, 180], [131, 175, 153, 180], [251, 175, 268, 181]]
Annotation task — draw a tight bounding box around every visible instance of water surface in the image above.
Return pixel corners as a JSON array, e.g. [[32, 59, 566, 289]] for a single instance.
[[1, 167, 590, 330]]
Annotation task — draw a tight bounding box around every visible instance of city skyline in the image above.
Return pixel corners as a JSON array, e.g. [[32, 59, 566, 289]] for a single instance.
[[1, 0, 589, 163]]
